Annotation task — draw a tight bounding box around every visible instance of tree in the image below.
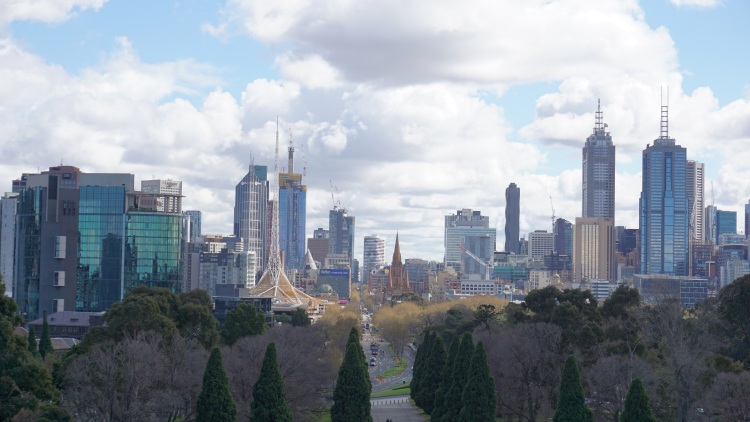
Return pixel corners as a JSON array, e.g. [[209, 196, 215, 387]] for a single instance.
[[602, 285, 641, 319], [620, 378, 656, 422], [410, 331, 433, 399], [474, 304, 500, 331], [251, 342, 293, 422], [1, 277, 60, 421], [331, 341, 372, 422], [459, 341, 496, 422], [39, 314, 54, 360], [415, 335, 446, 413], [196, 347, 237, 422], [441, 332, 475, 422], [718, 274, 750, 364], [431, 336, 459, 421], [704, 371, 750, 420], [553, 355, 593, 422], [27, 326, 38, 357], [291, 308, 311, 327], [220, 303, 265, 346]]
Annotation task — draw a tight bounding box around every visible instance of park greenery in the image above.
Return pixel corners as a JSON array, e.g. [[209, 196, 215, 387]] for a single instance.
[[3, 272, 750, 421]]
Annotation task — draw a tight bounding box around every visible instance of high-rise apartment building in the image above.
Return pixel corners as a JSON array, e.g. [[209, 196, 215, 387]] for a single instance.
[[363, 235, 385, 277], [140, 179, 183, 213], [716, 210, 737, 241], [574, 217, 616, 282], [582, 101, 615, 220], [329, 208, 355, 265], [528, 230, 554, 260], [686, 161, 705, 243], [553, 218, 574, 255], [278, 144, 306, 271], [445, 209, 496, 272], [504, 183, 521, 254], [234, 164, 269, 276], [639, 106, 688, 276], [705, 205, 717, 245]]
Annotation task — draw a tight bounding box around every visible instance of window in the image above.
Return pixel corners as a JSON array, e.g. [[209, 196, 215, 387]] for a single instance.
[[53, 271, 65, 287], [52, 298, 65, 313], [55, 236, 66, 258]]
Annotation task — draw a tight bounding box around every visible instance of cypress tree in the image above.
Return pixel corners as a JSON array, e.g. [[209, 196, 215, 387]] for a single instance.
[[432, 337, 459, 420], [27, 325, 38, 357], [620, 378, 656, 422], [415, 335, 446, 413], [441, 332, 475, 422], [553, 355, 593, 422], [39, 314, 54, 359], [196, 347, 237, 422], [412, 331, 435, 399], [459, 341, 496, 422], [332, 341, 373, 422], [347, 327, 371, 395], [410, 330, 430, 399], [251, 342, 293, 422]]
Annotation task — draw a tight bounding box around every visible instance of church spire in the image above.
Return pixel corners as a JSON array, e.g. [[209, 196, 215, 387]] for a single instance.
[[392, 232, 402, 264]]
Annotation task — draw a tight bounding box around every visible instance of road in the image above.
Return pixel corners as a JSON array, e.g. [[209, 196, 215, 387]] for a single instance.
[[371, 395, 425, 422]]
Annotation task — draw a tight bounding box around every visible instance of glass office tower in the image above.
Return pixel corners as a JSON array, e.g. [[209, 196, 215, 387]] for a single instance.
[[124, 212, 183, 295], [639, 107, 688, 276]]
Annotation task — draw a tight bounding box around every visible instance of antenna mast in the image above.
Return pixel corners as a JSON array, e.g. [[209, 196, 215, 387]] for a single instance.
[[660, 87, 669, 139]]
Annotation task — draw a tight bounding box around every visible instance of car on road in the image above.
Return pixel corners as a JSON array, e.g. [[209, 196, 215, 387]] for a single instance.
[[369, 357, 377, 366]]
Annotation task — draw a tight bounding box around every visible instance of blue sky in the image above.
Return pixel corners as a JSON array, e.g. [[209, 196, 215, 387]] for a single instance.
[[2, 0, 749, 261]]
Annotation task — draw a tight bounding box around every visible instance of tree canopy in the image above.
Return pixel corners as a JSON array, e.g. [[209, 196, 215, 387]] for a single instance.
[[251, 342, 293, 422], [196, 347, 237, 422]]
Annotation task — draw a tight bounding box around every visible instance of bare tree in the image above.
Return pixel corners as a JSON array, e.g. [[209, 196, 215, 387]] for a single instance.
[[586, 354, 654, 422], [704, 371, 750, 421], [477, 323, 564, 422], [61, 332, 206, 422], [224, 325, 337, 422]]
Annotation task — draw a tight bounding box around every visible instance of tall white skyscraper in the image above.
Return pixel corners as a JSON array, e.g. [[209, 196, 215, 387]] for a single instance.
[[686, 160, 705, 243], [582, 100, 616, 220], [363, 235, 385, 276]]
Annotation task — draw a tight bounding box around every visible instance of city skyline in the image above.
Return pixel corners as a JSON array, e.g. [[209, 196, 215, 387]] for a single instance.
[[2, 1, 750, 262]]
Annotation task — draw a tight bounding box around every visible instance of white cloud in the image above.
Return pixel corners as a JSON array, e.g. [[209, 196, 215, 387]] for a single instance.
[[669, 0, 721, 8], [0, 0, 106, 26], [275, 54, 343, 89]]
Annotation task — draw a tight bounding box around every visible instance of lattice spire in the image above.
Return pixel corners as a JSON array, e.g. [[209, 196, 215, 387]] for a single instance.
[[267, 117, 282, 286]]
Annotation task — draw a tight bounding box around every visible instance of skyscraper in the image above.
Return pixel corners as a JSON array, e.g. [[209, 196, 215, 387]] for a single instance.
[[639, 105, 688, 276], [183, 210, 202, 243], [745, 200, 750, 239], [445, 209, 496, 272], [0, 193, 18, 295], [140, 179, 183, 213], [553, 218, 574, 255], [278, 143, 306, 271], [686, 161, 705, 243], [716, 210, 737, 241], [574, 217, 616, 282], [363, 235, 385, 277], [329, 207, 355, 264], [234, 164, 269, 276], [505, 183, 520, 254], [528, 230, 554, 260], [582, 100, 615, 220]]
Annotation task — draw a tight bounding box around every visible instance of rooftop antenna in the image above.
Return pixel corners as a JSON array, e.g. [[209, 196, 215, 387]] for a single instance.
[[287, 128, 295, 174], [660, 86, 669, 139], [595, 98, 604, 132]]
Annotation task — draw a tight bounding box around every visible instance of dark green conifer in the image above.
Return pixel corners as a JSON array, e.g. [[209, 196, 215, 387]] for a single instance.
[[347, 327, 371, 394], [291, 307, 311, 326], [196, 347, 237, 422], [220, 303, 265, 346], [459, 341, 496, 422], [251, 342, 293, 422], [332, 340, 372, 422], [432, 336, 459, 420], [411, 331, 435, 399], [39, 314, 54, 359], [415, 335, 446, 413], [27, 325, 38, 357], [620, 378, 656, 422], [441, 332, 475, 422], [553, 355, 593, 422]]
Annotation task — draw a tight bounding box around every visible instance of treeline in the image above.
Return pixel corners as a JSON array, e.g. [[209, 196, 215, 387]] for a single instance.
[[0, 280, 364, 422], [403, 275, 750, 421]]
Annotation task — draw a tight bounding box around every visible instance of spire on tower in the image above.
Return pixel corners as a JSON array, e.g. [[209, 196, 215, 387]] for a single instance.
[[392, 232, 402, 264], [660, 87, 670, 139], [267, 117, 282, 285], [594, 98, 604, 132], [287, 130, 295, 174]]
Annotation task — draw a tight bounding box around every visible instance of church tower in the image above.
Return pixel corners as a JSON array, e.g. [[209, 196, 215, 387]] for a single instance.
[[388, 233, 410, 291]]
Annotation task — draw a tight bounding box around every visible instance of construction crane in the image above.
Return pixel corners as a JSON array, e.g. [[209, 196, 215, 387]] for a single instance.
[[457, 243, 493, 281], [329, 180, 341, 210]]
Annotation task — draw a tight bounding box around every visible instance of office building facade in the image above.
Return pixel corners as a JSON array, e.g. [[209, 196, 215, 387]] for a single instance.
[[639, 108, 688, 276], [553, 218, 574, 255], [504, 183, 521, 254], [363, 235, 385, 277], [528, 230, 554, 260], [445, 209, 496, 271], [278, 144, 306, 271], [0, 193, 18, 295], [582, 101, 615, 220], [574, 217, 616, 283], [686, 161, 705, 243], [234, 164, 268, 275], [329, 208, 355, 263]]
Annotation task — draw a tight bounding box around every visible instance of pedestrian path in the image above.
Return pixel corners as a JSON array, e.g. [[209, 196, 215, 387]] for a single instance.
[[370, 395, 425, 422]]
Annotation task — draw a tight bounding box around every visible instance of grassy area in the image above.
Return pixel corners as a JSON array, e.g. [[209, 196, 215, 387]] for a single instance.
[[315, 409, 331, 422], [379, 357, 408, 378], [371, 384, 411, 398]]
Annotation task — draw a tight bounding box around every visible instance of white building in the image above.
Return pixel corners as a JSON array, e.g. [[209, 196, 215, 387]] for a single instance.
[[0, 193, 18, 295], [363, 235, 385, 276], [141, 179, 183, 213], [528, 230, 554, 260]]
